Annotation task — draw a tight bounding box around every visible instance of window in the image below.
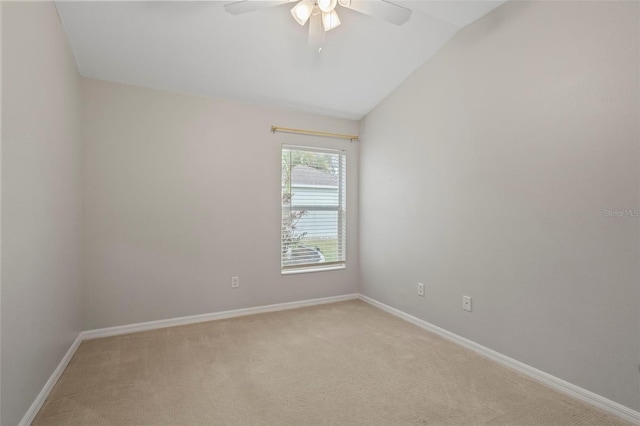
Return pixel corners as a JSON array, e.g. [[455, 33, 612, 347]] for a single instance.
[[281, 145, 346, 272]]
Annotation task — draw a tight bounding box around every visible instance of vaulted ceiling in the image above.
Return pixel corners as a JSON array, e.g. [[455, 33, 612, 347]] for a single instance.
[[55, 1, 505, 120]]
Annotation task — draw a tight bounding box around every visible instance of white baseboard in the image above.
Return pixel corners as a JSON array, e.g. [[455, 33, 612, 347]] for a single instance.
[[81, 293, 359, 340], [358, 294, 640, 425], [20, 293, 639, 426], [18, 334, 83, 426], [19, 293, 358, 425]]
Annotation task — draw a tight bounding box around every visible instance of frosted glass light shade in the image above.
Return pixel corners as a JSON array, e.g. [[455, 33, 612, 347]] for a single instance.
[[291, 0, 314, 26], [317, 0, 337, 13], [322, 10, 341, 31]]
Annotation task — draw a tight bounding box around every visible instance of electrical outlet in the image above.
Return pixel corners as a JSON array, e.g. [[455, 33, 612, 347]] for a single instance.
[[463, 295, 472, 312], [418, 283, 425, 297], [231, 276, 239, 288]]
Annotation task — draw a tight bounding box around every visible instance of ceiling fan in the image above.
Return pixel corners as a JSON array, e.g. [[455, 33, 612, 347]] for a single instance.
[[224, 0, 412, 52]]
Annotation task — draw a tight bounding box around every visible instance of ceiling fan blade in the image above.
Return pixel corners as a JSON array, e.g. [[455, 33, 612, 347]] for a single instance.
[[308, 13, 326, 52], [341, 0, 411, 26], [224, 1, 290, 16]]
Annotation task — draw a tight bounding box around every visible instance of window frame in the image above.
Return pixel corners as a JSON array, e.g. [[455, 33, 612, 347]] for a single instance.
[[281, 144, 347, 274]]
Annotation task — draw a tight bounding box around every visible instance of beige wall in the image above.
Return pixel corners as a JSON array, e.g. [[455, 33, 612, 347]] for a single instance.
[[360, 1, 639, 410], [4, 0, 638, 422], [0, 3, 3, 423], [81, 78, 359, 329], [1, 2, 83, 425]]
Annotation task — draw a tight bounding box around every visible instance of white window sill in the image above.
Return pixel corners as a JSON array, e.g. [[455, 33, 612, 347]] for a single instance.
[[281, 264, 346, 275]]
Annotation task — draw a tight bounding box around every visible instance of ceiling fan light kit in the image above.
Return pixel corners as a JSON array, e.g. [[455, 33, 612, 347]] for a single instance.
[[225, 0, 412, 52], [321, 10, 341, 31], [291, 0, 314, 26], [317, 0, 337, 13]]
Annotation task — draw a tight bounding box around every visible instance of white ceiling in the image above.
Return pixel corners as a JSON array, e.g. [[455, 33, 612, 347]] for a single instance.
[[55, 1, 505, 120]]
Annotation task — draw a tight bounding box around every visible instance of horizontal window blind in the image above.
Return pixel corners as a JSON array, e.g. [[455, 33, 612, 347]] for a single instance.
[[281, 145, 346, 270]]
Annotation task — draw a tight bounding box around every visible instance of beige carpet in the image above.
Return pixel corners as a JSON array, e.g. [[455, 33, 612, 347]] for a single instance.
[[33, 300, 629, 425]]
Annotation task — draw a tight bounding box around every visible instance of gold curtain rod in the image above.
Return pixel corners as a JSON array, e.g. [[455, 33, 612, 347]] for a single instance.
[[271, 126, 359, 141]]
